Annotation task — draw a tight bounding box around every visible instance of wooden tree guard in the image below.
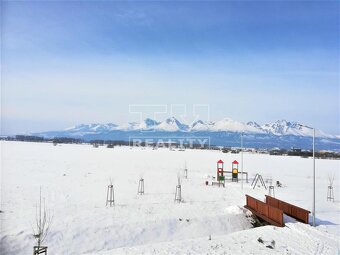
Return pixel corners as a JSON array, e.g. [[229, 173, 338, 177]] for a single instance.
[[33, 246, 47, 255], [175, 184, 181, 203], [327, 186, 334, 202], [106, 185, 115, 206], [268, 186, 275, 197], [138, 178, 144, 195]]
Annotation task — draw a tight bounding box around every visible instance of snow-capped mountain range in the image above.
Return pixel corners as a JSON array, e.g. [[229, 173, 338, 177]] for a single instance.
[[59, 117, 335, 138], [34, 117, 340, 151]]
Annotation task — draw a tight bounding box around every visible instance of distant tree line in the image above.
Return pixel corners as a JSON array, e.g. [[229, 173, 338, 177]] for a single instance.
[[0, 135, 83, 144], [1, 135, 339, 159], [89, 140, 129, 146], [15, 135, 45, 142], [52, 137, 83, 144], [270, 147, 340, 159]]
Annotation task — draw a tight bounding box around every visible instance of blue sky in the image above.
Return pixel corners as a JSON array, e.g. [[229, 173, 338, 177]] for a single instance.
[[1, 1, 339, 134]]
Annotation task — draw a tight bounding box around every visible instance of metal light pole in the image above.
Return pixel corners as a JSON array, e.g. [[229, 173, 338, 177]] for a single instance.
[[299, 124, 316, 227], [312, 128, 315, 227], [241, 132, 243, 190]]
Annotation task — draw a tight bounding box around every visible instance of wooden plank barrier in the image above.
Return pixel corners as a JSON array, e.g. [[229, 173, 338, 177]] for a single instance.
[[265, 195, 310, 224], [244, 195, 284, 227]]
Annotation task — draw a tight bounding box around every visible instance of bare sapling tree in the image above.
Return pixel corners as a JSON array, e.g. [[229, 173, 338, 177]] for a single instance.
[[32, 187, 53, 249], [177, 173, 181, 186], [328, 173, 335, 187]]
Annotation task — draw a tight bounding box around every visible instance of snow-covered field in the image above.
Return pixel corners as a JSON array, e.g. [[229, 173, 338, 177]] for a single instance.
[[0, 141, 339, 254]]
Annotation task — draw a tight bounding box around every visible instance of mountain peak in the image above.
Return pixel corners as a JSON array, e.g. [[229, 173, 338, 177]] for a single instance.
[[156, 117, 189, 131], [192, 119, 204, 126], [247, 121, 261, 129], [165, 116, 178, 122], [143, 118, 160, 127]]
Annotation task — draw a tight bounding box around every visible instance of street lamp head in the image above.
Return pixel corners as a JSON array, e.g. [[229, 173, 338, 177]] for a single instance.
[[297, 123, 314, 130]]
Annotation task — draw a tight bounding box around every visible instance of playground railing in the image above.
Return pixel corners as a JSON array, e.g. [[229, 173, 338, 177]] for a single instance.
[[245, 195, 284, 227], [265, 195, 310, 224]]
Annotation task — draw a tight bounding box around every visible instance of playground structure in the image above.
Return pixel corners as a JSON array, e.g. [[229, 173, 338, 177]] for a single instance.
[[231, 160, 239, 182], [245, 195, 310, 227], [212, 159, 248, 186], [216, 160, 224, 182], [212, 160, 225, 187], [222, 160, 249, 183], [251, 174, 267, 190]]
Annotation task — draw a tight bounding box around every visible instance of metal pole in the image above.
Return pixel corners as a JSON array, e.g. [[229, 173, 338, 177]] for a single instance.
[[39, 187, 42, 247], [313, 128, 315, 227], [298, 123, 316, 226], [241, 133, 243, 190]]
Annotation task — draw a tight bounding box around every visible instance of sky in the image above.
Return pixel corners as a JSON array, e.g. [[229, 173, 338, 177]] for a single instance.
[[1, 1, 339, 135]]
